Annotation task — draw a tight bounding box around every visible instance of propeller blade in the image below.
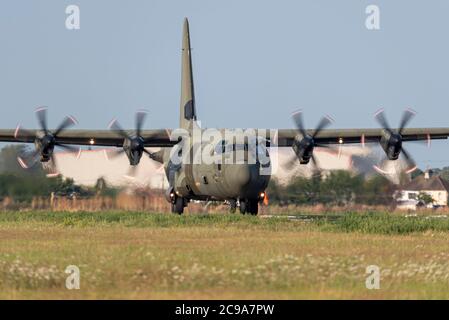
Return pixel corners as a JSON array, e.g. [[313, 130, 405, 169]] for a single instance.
[[312, 115, 333, 138], [55, 143, 78, 152], [315, 143, 344, 158], [35, 107, 48, 134], [135, 109, 148, 137], [143, 128, 172, 144], [144, 148, 165, 163], [125, 165, 138, 179], [282, 155, 299, 170], [105, 148, 125, 160], [291, 110, 307, 138], [53, 115, 78, 137], [14, 124, 35, 142], [407, 135, 432, 148], [398, 108, 416, 135], [17, 149, 40, 169], [315, 143, 333, 149], [108, 119, 130, 139], [55, 143, 82, 159], [374, 108, 393, 135], [372, 161, 390, 175], [143, 132, 159, 144], [401, 147, 417, 173], [49, 153, 59, 174], [310, 154, 322, 176]]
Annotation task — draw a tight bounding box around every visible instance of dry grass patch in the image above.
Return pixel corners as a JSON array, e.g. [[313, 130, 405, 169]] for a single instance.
[[0, 211, 449, 299]]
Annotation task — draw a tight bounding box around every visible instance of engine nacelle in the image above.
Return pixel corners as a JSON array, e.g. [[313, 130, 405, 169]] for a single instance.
[[292, 135, 315, 164], [379, 130, 402, 161], [123, 136, 144, 166], [34, 134, 56, 162]]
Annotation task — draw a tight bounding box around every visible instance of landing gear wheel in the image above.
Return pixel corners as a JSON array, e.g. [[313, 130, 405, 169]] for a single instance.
[[239, 200, 247, 214], [248, 200, 259, 216], [172, 197, 185, 215], [239, 199, 258, 215], [229, 199, 237, 213]]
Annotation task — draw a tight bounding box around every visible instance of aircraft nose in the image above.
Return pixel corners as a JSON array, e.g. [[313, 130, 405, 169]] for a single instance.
[[236, 165, 251, 186]]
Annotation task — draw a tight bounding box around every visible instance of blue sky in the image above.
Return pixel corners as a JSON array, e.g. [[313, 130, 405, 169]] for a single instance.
[[0, 0, 449, 168]]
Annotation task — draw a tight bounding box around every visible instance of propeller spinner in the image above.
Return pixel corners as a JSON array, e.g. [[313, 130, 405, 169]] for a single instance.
[[284, 110, 334, 174], [107, 110, 162, 177], [373, 108, 418, 174], [15, 107, 80, 171]]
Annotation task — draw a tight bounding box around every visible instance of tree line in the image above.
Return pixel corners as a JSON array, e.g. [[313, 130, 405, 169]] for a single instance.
[[0, 145, 117, 201], [266, 171, 397, 206], [0, 144, 444, 206]]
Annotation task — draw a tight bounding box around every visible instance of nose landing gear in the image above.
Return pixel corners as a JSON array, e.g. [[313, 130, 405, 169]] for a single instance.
[[229, 199, 237, 213], [239, 199, 258, 216]]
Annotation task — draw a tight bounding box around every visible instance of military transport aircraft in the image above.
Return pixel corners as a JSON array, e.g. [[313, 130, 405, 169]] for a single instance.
[[1, 18, 449, 215]]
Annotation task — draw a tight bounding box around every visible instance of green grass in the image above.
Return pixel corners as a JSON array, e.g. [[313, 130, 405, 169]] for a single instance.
[[2, 210, 449, 235], [314, 212, 449, 235], [1, 210, 449, 299], [0, 211, 297, 229]]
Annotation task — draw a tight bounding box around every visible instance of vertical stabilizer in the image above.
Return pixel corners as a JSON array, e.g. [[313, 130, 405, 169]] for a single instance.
[[179, 18, 196, 130]]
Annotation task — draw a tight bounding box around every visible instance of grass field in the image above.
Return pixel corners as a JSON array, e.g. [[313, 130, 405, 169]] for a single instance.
[[1, 210, 449, 299]]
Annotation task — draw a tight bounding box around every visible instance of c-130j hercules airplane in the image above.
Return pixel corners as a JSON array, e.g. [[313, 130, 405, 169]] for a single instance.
[[1, 18, 449, 215]]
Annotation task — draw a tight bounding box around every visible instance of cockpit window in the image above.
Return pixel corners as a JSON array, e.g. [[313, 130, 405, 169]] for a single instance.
[[214, 140, 226, 155], [213, 140, 269, 162]]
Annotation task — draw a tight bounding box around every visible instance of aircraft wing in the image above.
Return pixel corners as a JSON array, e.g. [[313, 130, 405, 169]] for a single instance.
[[0, 129, 175, 147], [1, 127, 449, 148], [275, 128, 449, 147]]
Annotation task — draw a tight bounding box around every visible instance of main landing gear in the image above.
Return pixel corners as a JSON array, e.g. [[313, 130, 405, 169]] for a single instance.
[[239, 199, 258, 216], [171, 196, 186, 215], [166, 188, 187, 215]]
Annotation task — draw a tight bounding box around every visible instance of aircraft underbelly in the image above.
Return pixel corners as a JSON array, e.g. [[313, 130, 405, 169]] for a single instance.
[[189, 163, 270, 200]]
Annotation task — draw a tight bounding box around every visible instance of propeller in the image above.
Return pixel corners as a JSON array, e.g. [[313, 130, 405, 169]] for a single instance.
[[283, 110, 334, 175], [373, 108, 418, 174], [15, 107, 80, 173], [107, 110, 163, 178]]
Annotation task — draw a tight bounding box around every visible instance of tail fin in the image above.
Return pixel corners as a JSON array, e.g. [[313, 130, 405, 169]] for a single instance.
[[179, 18, 196, 130]]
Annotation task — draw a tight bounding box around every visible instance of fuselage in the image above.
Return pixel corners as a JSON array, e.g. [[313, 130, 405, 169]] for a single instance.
[[166, 19, 271, 213], [164, 136, 271, 202]]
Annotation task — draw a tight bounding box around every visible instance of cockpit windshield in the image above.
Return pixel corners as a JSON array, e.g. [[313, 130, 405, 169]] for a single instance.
[[213, 140, 270, 164]]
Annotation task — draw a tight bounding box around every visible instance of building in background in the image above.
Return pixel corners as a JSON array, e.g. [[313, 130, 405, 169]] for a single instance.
[[50, 145, 403, 188], [49, 148, 167, 189], [396, 170, 449, 209]]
